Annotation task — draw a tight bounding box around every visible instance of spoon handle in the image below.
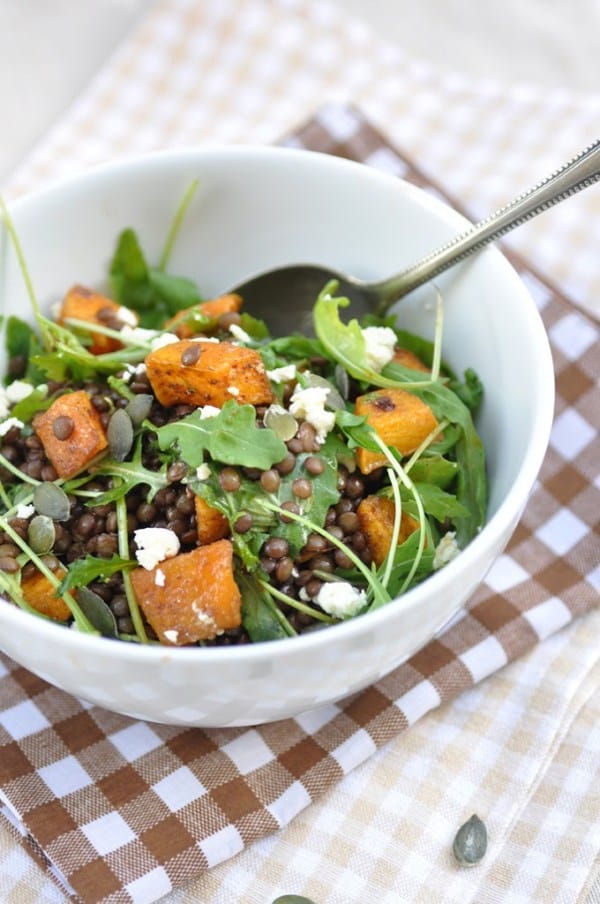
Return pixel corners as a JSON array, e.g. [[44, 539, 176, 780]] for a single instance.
[[376, 138, 600, 309]]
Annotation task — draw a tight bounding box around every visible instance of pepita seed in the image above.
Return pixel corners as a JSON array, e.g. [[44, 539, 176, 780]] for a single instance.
[[303, 372, 345, 410], [27, 515, 56, 554], [452, 814, 487, 867], [107, 408, 134, 462], [272, 897, 317, 904], [125, 393, 154, 427], [264, 404, 298, 442], [33, 482, 71, 521]]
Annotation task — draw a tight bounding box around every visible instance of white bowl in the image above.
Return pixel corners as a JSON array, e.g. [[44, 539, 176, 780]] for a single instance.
[[0, 147, 554, 726]]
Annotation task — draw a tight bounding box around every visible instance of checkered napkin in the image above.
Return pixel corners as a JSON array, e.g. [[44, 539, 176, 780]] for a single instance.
[[0, 107, 598, 904]]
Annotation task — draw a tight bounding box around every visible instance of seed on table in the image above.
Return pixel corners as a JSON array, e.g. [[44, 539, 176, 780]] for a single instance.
[[292, 478, 312, 499], [234, 513, 253, 534], [304, 455, 324, 475], [452, 814, 488, 867], [181, 344, 201, 366], [52, 415, 74, 441], [219, 467, 241, 492], [272, 896, 317, 904], [263, 537, 290, 559], [260, 469, 281, 493]]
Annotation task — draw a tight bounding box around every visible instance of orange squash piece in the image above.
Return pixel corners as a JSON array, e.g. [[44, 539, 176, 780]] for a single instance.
[[130, 539, 241, 645], [59, 285, 138, 354], [33, 390, 108, 479], [194, 495, 230, 545], [356, 495, 420, 566], [145, 339, 273, 408], [392, 347, 430, 373], [354, 388, 439, 474], [165, 293, 243, 338], [21, 561, 71, 622]]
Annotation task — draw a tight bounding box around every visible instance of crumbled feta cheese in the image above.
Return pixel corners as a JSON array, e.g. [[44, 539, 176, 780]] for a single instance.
[[5, 380, 34, 403], [361, 326, 397, 372], [122, 362, 147, 383], [163, 629, 180, 643], [150, 332, 179, 351], [227, 385, 240, 397], [267, 364, 297, 383], [199, 405, 221, 419], [228, 323, 252, 344], [191, 336, 219, 343], [289, 385, 335, 444], [154, 568, 166, 587], [316, 582, 367, 618], [116, 305, 138, 327], [191, 603, 221, 634], [16, 503, 35, 519], [0, 388, 9, 420], [0, 416, 24, 437], [433, 531, 460, 570], [196, 463, 211, 480], [134, 527, 181, 570], [121, 325, 159, 344]]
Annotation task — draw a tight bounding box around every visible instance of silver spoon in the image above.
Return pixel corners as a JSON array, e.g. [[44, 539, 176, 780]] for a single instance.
[[228, 139, 600, 335]]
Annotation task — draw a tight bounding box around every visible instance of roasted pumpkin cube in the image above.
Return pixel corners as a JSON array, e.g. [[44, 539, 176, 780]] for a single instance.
[[165, 293, 243, 338], [59, 285, 138, 354], [392, 347, 430, 373], [356, 495, 420, 566], [354, 388, 439, 474], [194, 495, 230, 545], [130, 540, 241, 644], [21, 560, 71, 622], [145, 339, 273, 408], [32, 390, 108, 479]]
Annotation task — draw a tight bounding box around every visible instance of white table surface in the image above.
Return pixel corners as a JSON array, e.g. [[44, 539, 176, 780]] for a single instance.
[[1, 0, 599, 187]]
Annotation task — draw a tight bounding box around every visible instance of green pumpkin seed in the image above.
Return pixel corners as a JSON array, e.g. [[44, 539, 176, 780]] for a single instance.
[[33, 482, 71, 521], [334, 363, 350, 400], [107, 408, 134, 462], [272, 897, 317, 904], [303, 372, 345, 410], [453, 814, 487, 867], [76, 587, 118, 638], [264, 404, 298, 442], [27, 515, 56, 554], [126, 393, 154, 427]]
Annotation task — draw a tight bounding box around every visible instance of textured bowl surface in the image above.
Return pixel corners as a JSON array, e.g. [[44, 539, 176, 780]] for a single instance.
[[0, 147, 554, 726]]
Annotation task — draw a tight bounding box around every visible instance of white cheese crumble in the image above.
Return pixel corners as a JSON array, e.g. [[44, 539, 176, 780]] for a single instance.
[[361, 326, 397, 372], [116, 305, 138, 327], [199, 405, 221, 419], [0, 388, 9, 420], [16, 503, 35, 519], [150, 332, 179, 351], [289, 385, 335, 444], [5, 380, 34, 403], [227, 385, 240, 397], [316, 581, 367, 618], [121, 325, 159, 344], [154, 568, 166, 587], [228, 323, 252, 344], [196, 463, 211, 480], [191, 336, 219, 343], [163, 629, 180, 643], [134, 527, 180, 570], [0, 416, 24, 437], [433, 531, 461, 570], [122, 362, 147, 383], [267, 364, 296, 383]]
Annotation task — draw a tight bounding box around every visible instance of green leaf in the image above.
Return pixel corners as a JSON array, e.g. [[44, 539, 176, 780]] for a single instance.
[[5, 316, 34, 364], [57, 553, 137, 595], [335, 409, 381, 453], [155, 401, 288, 470], [10, 386, 52, 422], [148, 269, 201, 315], [380, 530, 435, 600], [450, 367, 484, 412], [400, 483, 470, 522], [90, 438, 169, 504], [237, 571, 294, 641], [408, 454, 458, 489]]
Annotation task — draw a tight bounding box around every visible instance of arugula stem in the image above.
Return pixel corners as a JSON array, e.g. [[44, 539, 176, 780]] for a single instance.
[[63, 317, 155, 350], [0, 451, 41, 486], [115, 491, 148, 643], [0, 197, 51, 351], [258, 579, 336, 623], [0, 515, 98, 633], [159, 179, 199, 271], [0, 479, 13, 510], [380, 467, 402, 592], [260, 499, 390, 607], [430, 289, 444, 383], [403, 419, 449, 474]]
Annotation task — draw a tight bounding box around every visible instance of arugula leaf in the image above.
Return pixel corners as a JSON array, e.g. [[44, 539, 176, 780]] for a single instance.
[[450, 367, 484, 412], [335, 409, 381, 453], [5, 316, 34, 367], [399, 483, 470, 522], [237, 571, 294, 641], [154, 401, 288, 470], [10, 387, 52, 422], [57, 553, 136, 595], [148, 269, 201, 314], [408, 454, 458, 489], [379, 530, 435, 600], [89, 438, 169, 504]]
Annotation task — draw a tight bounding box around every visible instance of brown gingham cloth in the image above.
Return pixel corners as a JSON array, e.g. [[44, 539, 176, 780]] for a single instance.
[[0, 107, 598, 904]]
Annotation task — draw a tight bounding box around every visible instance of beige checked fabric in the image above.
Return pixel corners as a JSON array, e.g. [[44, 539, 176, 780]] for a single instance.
[[0, 108, 598, 904], [0, 1, 598, 902]]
